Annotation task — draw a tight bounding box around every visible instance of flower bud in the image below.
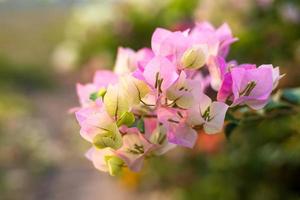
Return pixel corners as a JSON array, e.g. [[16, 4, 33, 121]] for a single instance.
[[181, 45, 208, 69], [104, 155, 124, 176], [89, 88, 107, 101], [93, 129, 122, 150]]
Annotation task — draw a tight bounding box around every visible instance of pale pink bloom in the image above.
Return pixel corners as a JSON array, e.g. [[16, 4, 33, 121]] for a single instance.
[[143, 118, 177, 155], [93, 70, 119, 88], [259, 64, 284, 89], [113, 47, 136, 75], [113, 47, 154, 75], [142, 56, 179, 91], [150, 22, 237, 73], [151, 27, 210, 69], [85, 147, 117, 172], [135, 48, 155, 70], [151, 28, 190, 65], [207, 56, 227, 91], [217, 64, 275, 110], [188, 94, 229, 134], [75, 106, 117, 143], [116, 128, 156, 172], [190, 22, 220, 57], [157, 107, 198, 148], [76, 83, 98, 107], [75, 105, 101, 127], [166, 71, 203, 109], [215, 23, 239, 57], [207, 57, 239, 91], [76, 70, 118, 107], [190, 22, 238, 58]]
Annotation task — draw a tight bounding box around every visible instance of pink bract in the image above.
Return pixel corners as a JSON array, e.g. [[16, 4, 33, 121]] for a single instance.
[[73, 21, 282, 175]]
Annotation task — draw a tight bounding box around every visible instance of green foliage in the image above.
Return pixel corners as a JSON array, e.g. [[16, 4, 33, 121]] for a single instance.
[[282, 88, 300, 105], [0, 56, 53, 90], [65, 0, 199, 66]]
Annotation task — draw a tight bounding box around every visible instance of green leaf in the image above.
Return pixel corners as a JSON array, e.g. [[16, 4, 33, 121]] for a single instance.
[[224, 122, 238, 139], [225, 112, 239, 124], [282, 88, 300, 105], [264, 100, 291, 112]]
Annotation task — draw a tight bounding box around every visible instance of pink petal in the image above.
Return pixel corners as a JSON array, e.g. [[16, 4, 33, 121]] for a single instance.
[[116, 131, 154, 172], [217, 72, 233, 102], [204, 102, 228, 134], [207, 56, 227, 90], [93, 70, 118, 88], [86, 147, 116, 172], [151, 28, 190, 64], [113, 47, 136, 74], [76, 83, 97, 107], [168, 125, 198, 148], [143, 56, 179, 90], [151, 28, 172, 55]]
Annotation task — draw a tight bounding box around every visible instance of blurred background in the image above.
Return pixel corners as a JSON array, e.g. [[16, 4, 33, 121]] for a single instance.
[[0, 0, 300, 199]]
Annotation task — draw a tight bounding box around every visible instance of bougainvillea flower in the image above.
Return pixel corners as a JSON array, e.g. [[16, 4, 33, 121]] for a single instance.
[[144, 118, 177, 155], [114, 47, 154, 75], [76, 107, 123, 149], [76, 83, 98, 107], [116, 128, 156, 172], [93, 70, 119, 88], [151, 28, 190, 64], [135, 48, 155, 70], [188, 94, 229, 134], [157, 107, 198, 148], [217, 65, 275, 109], [260, 64, 285, 89], [207, 56, 227, 90], [142, 56, 179, 92], [214, 23, 239, 57], [190, 22, 238, 58], [151, 27, 210, 70], [73, 21, 282, 176], [75, 104, 102, 127], [207, 58, 240, 91], [166, 71, 202, 109], [76, 70, 118, 107], [85, 147, 124, 176]]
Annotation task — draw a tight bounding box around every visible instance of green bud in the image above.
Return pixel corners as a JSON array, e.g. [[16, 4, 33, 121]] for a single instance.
[[181, 45, 207, 69], [93, 132, 122, 150], [98, 88, 107, 98], [89, 88, 107, 101], [104, 156, 124, 176], [117, 111, 135, 127]]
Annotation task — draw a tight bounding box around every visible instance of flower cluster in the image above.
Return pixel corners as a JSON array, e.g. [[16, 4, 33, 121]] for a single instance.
[[74, 21, 282, 176]]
